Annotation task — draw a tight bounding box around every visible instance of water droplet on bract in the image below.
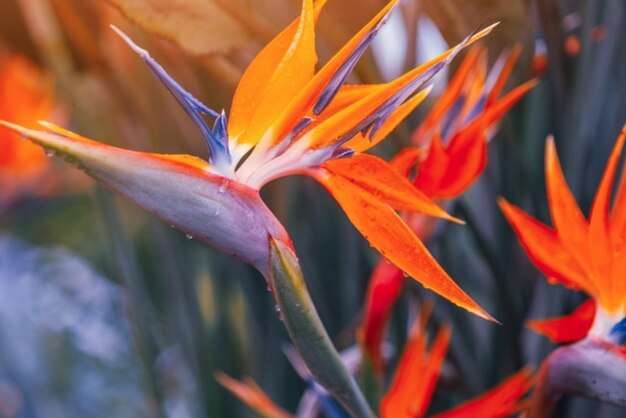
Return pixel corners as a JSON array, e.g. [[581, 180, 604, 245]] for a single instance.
[[274, 305, 281, 313], [185, 234, 193, 240], [266, 285, 272, 292], [170, 224, 175, 228], [402, 271, 409, 278], [45, 149, 55, 157], [219, 179, 229, 193]]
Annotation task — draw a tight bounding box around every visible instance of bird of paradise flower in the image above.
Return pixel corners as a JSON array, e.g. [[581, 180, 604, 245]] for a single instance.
[[499, 126, 626, 416], [1, 0, 498, 321], [500, 126, 626, 345], [359, 45, 538, 371]]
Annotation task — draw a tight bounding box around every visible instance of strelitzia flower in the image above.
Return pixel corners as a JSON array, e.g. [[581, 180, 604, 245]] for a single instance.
[[2, 0, 496, 319], [217, 305, 533, 418], [0, 56, 54, 207], [360, 46, 537, 371], [499, 125, 626, 345]]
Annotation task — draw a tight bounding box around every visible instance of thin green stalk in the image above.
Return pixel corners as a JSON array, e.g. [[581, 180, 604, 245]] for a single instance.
[[269, 237, 375, 418]]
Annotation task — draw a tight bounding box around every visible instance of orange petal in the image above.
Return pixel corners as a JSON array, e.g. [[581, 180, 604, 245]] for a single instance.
[[413, 125, 486, 199], [228, 0, 322, 149], [314, 170, 494, 321], [321, 153, 461, 222], [589, 125, 626, 310], [381, 321, 451, 418], [303, 23, 498, 150], [358, 259, 405, 373], [267, 0, 399, 147], [498, 198, 594, 294], [390, 147, 421, 177], [609, 124, 626, 243], [215, 373, 293, 418], [345, 87, 432, 153], [431, 367, 533, 418], [545, 137, 590, 273], [526, 299, 596, 343], [412, 46, 483, 145], [486, 44, 522, 107]]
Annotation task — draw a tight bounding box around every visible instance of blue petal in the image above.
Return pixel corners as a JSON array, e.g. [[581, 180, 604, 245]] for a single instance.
[[312, 6, 394, 115], [440, 95, 466, 140], [111, 26, 231, 168], [610, 317, 626, 345]]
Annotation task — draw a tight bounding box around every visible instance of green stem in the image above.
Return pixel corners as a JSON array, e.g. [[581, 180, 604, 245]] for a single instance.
[[269, 237, 375, 418]]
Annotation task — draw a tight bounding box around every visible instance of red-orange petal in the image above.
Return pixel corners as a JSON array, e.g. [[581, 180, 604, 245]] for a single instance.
[[358, 259, 405, 373], [381, 321, 451, 418], [589, 125, 626, 310], [390, 147, 421, 177], [321, 153, 461, 222], [544, 137, 591, 274], [498, 198, 593, 293], [431, 367, 533, 418], [526, 299, 596, 343], [314, 170, 494, 321], [215, 373, 293, 418], [228, 0, 322, 149]]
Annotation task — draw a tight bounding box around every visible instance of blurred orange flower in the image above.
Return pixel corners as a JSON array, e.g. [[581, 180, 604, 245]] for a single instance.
[[500, 125, 626, 344], [0, 56, 54, 206], [218, 306, 533, 418], [360, 46, 537, 371]]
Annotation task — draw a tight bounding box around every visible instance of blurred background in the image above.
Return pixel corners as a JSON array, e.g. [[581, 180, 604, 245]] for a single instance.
[[0, 0, 625, 417]]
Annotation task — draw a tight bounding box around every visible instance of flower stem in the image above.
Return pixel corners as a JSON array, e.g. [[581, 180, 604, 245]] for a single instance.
[[269, 237, 375, 418]]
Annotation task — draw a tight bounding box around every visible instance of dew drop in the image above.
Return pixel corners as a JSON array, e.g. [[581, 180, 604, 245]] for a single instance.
[[44, 149, 55, 157], [219, 179, 229, 193], [402, 271, 409, 278], [185, 234, 193, 240], [266, 285, 272, 292], [274, 305, 281, 313]]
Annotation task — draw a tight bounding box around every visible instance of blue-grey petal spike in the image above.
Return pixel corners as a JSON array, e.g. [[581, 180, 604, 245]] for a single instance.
[[110, 26, 231, 168], [312, 6, 394, 116]]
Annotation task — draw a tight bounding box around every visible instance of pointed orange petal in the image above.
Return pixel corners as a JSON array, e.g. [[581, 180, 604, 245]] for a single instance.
[[315, 170, 494, 321], [544, 137, 592, 276], [412, 46, 483, 145], [526, 299, 595, 343], [381, 323, 451, 418], [228, 0, 322, 149], [302, 24, 497, 149], [390, 147, 421, 177], [609, 125, 626, 244], [431, 367, 533, 418], [359, 259, 404, 373], [321, 153, 461, 222], [414, 124, 487, 199], [498, 198, 594, 294], [487, 44, 522, 106], [215, 373, 294, 418], [589, 126, 626, 310], [412, 133, 451, 197], [345, 87, 431, 153], [267, 0, 399, 147]]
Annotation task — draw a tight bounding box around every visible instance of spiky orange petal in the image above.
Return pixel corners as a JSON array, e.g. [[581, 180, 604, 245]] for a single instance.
[[526, 299, 596, 343], [215, 373, 293, 418], [431, 367, 533, 418], [321, 153, 461, 222], [315, 170, 493, 321]]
